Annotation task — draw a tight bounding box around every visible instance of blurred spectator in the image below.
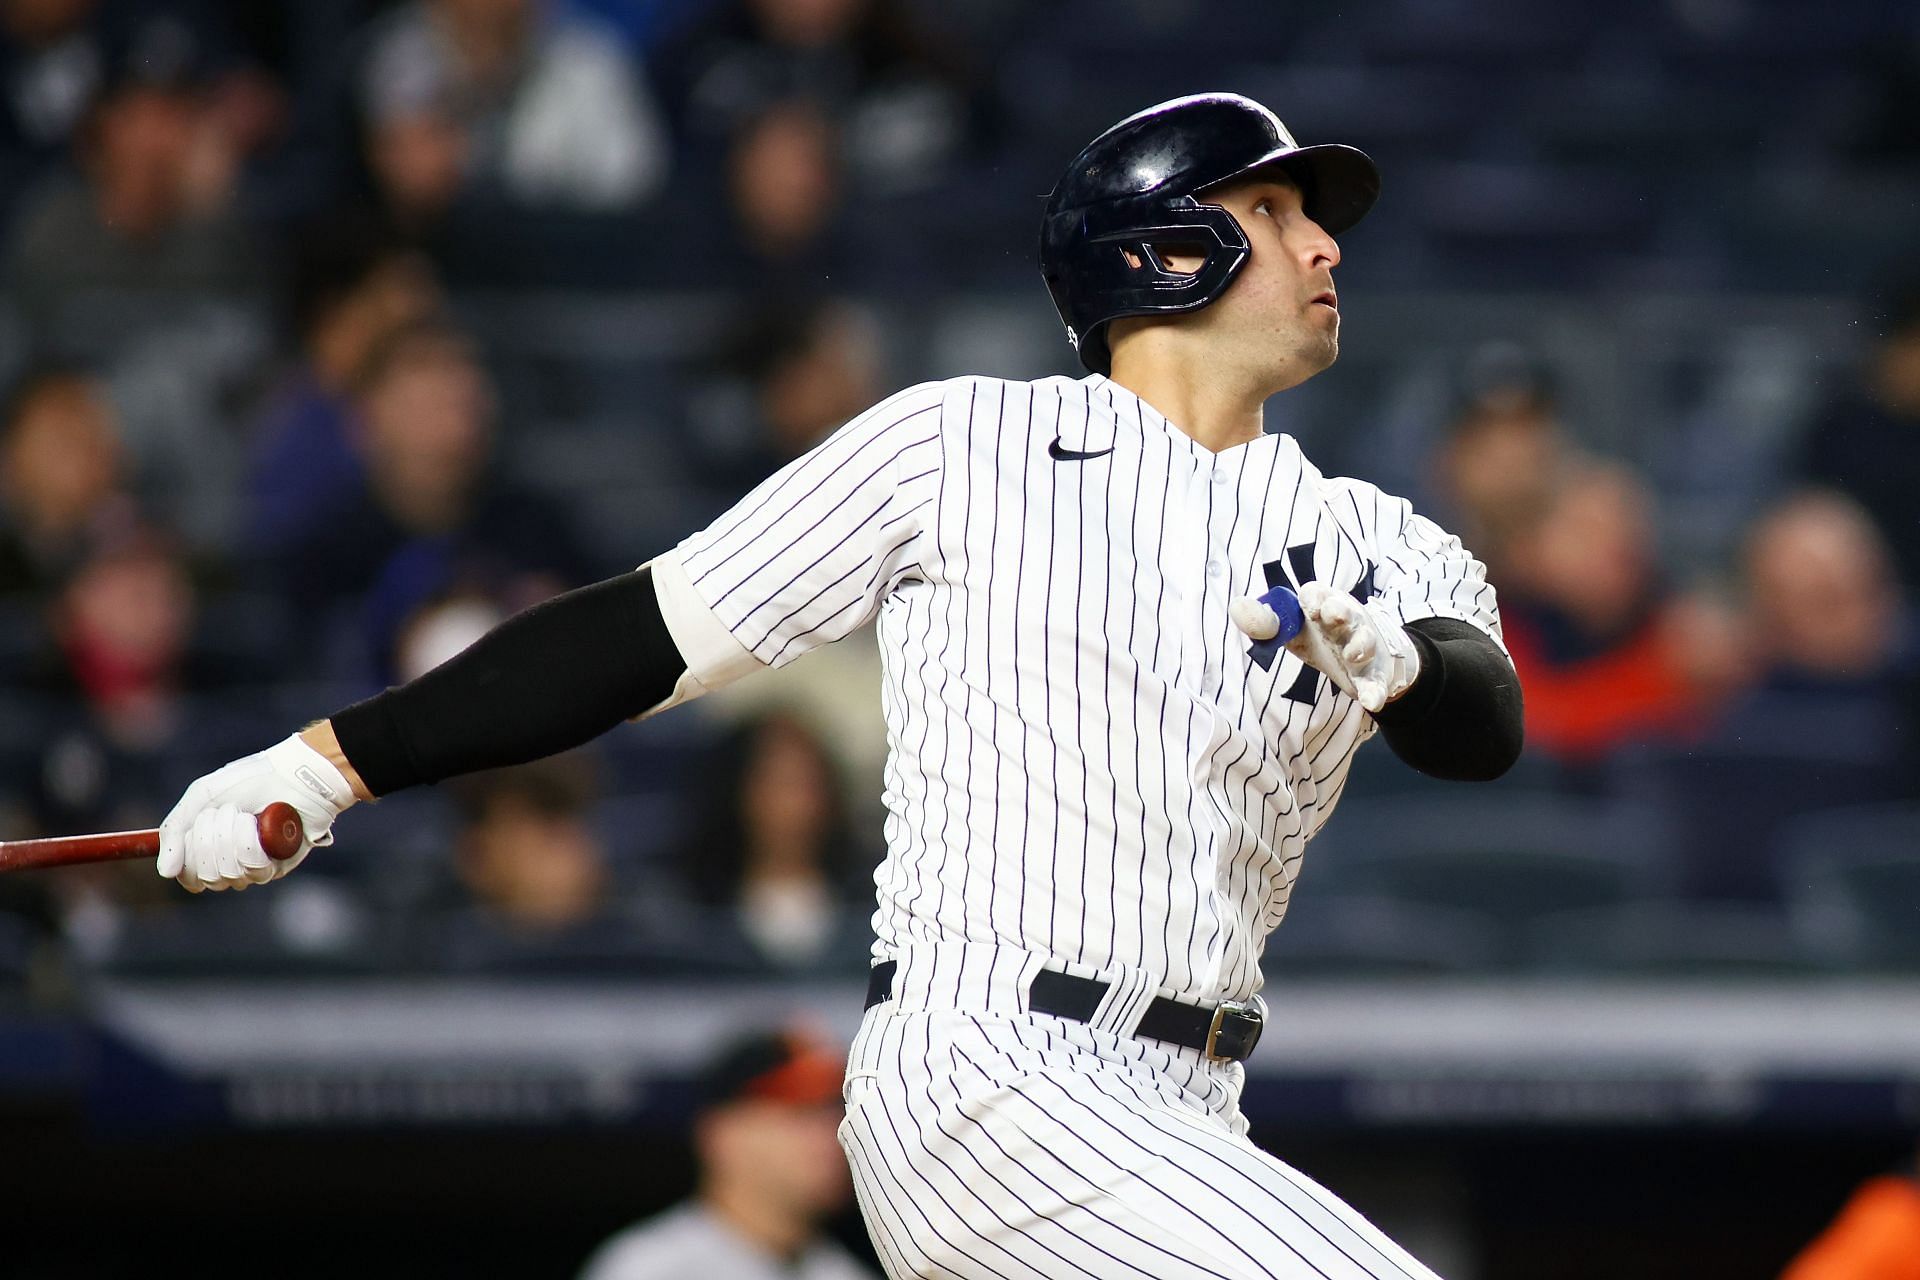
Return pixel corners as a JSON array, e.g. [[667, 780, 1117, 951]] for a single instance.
[[1431, 344, 1569, 583], [3, 11, 260, 318], [578, 1027, 873, 1280], [0, 2, 283, 222], [245, 217, 442, 552], [0, 10, 269, 555], [1499, 462, 1746, 765], [1734, 490, 1917, 784], [1780, 1146, 1920, 1280], [392, 587, 505, 683], [275, 318, 587, 676], [41, 526, 195, 746], [446, 754, 611, 934], [688, 296, 880, 490], [15, 523, 273, 848], [679, 712, 873, 973], [0, 0, 102, 209], [1629, 492, 1918, 902], [1746, 492, 1909, 686], [0, 367, 131, 599], [656, 0, 979, 195], [357, 0, 667, 224], [1799, 279, 1920, 590], [685, 298, 890, 799], [718, 95, 847, 287]]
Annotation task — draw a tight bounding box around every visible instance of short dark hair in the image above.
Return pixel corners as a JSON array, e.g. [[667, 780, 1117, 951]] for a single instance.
[[449, 753, 598, 827], [286, 215, 412, 344], [697, 1028, 844, 1112], [710, 295, 836, 385], [352, 319, 476, 395]]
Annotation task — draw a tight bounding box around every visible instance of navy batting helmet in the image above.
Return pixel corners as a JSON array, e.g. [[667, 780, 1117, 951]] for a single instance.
[[1038, 93, 1380, 375]]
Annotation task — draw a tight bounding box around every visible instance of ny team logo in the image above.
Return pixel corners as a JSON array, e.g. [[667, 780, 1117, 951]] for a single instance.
[[1251, 544, 1377, 704]]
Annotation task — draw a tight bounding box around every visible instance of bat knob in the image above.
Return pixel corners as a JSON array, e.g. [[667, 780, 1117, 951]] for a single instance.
[[256, 802, 306, 861], [1256, 584, 1305, 644]]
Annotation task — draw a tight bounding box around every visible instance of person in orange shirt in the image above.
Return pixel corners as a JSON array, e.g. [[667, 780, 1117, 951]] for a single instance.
[[1782, 1153, 1920, 1280], [1497, 462, 1745, 764]]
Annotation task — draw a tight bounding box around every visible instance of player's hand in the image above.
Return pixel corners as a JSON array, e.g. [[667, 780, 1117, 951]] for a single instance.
[[157, 734, 359, 893], [1233, 582, 1420, 714]]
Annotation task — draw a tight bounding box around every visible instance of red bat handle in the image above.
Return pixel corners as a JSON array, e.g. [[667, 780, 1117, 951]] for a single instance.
[[0, 802, 306, 874]]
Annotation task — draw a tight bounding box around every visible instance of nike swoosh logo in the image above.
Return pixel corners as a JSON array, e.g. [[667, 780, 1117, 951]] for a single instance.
[[1048, 437, 1115, 462]]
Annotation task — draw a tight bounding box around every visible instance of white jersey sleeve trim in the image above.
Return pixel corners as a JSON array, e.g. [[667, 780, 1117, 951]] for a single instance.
[[636, 548, 763, 719]]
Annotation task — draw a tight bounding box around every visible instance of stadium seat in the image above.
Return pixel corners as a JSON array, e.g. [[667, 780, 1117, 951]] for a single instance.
[[1782, 803, 1920, 970], [1261, 893, 1504, 977], [407, 903, 772, 978], [1614, 705, 1908, 903], [1302, 794, 1671, 961], [0, 911, 43, 993], [315, 790, 461, 911], [88, 881, 386, 978], [1522, 902, 1815, 975]]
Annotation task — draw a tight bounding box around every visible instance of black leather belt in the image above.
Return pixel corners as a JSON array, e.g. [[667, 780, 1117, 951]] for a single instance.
[[863, 959, 1264, 1063]]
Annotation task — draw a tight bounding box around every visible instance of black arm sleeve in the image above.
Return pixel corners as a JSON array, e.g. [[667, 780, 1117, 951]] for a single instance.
[[1370, 617, 1524, 782], [329, 568, 689, 797]]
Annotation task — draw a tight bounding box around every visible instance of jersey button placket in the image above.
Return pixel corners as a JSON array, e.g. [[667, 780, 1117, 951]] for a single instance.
[[1167, 456, 1211, 698], [1198, 463, 1240, 702]]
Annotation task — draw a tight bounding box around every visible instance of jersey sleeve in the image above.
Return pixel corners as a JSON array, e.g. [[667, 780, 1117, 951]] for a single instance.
[[675, 381, 946, 668], [1333, 477, 1508, 657]]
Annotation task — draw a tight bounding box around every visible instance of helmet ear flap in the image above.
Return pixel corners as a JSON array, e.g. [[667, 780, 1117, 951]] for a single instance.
[[1105, 225, 1251, 297], [1038, 199, 1251, 375]]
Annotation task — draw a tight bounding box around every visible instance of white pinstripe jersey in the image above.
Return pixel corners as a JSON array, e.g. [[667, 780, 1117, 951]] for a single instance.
[[669, 372, 1501, 1005]]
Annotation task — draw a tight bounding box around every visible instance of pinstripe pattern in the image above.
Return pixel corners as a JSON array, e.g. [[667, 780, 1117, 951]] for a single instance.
[[676, 372, 1497, 1279], [678, 372, 1502, 1006], [839, 999, 1443, 1280]]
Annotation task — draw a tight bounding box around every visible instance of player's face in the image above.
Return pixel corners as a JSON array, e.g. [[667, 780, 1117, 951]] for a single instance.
[[1164, 174, 1343, 390]]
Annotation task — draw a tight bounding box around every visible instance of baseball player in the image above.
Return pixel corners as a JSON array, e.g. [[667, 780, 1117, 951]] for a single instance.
[[161, 93, 1522, 1279]]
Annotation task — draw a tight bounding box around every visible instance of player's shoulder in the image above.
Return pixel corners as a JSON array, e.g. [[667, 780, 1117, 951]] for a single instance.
[[894, 372, 1091, 410], [849, 377, 992, 434], [861, 378, 956, 420], [1314, 467, 1461, 541], [866, 373, 1094, 441], [1300, 453, 1416, 510], [1316, 468, 1395, 506]]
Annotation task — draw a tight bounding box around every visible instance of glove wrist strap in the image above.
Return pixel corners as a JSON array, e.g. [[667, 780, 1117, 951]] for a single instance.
[[265, 734, 357, 820]]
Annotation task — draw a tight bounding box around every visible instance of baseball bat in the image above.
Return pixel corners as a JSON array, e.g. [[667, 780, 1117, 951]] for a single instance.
[[0, 802, 305, 874]]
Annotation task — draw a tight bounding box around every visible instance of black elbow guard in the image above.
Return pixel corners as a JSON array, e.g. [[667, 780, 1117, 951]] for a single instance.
[[1372, 618, 1524, 782]]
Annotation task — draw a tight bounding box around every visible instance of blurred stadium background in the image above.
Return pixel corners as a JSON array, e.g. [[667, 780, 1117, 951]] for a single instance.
[[1, 0, 1917, 1275]]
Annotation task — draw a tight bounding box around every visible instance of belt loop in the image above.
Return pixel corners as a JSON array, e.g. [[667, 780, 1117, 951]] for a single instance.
[[864, 960, 898, 1010], [1088, 967, 1156, 1039]]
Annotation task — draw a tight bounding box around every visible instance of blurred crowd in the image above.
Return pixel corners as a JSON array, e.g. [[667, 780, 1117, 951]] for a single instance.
[[0, 0, 1915, 995]]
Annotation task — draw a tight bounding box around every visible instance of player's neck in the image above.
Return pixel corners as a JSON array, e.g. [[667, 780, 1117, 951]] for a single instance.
[[1105, 328, 1272, 452], [1105, 361, 1266, 454]]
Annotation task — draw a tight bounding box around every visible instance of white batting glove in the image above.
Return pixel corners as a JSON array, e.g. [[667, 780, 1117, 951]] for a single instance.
[[1233, 582, 1421, 714], [157, 735, 359, 893]]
